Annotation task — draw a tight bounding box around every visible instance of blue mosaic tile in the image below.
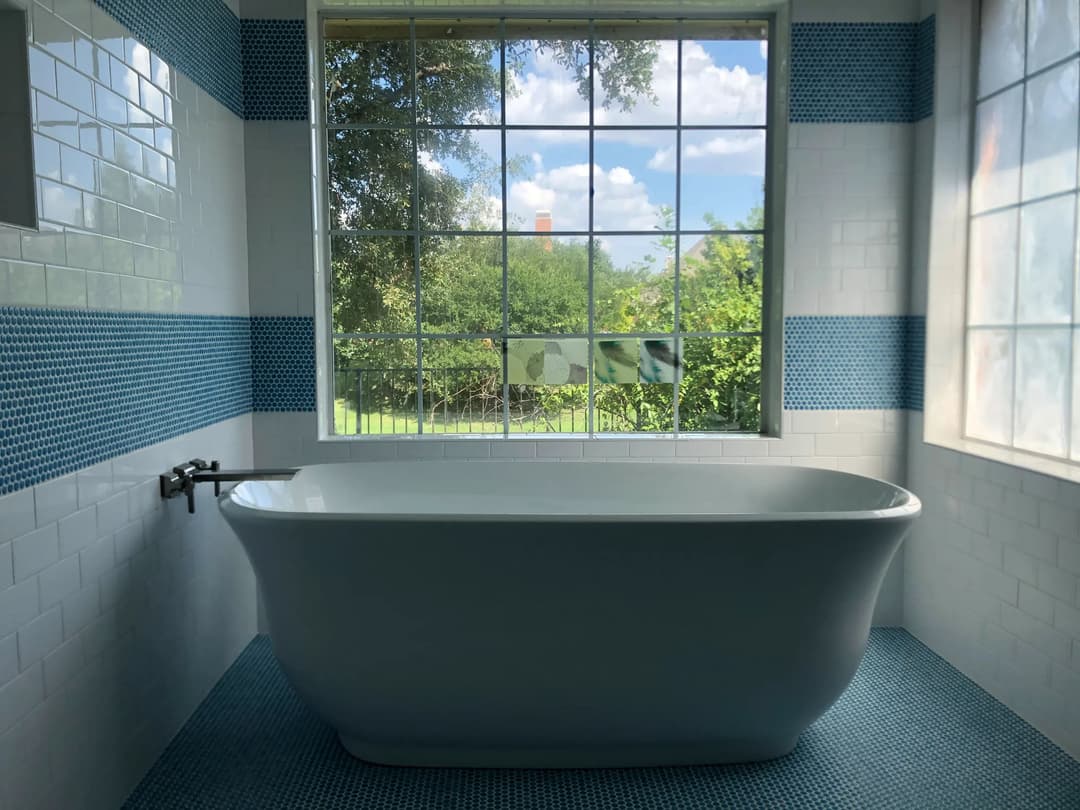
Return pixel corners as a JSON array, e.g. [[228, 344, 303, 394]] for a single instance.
[[790, 23, 918, 122], [242, 19, 308, 121], [93, 0, 244, 117], [251, 316, 316, 411], [0, 308, 251, 496], [913, 16, 936, 121], [121, 629, 1080, 809], [784, 315, 924, 410]]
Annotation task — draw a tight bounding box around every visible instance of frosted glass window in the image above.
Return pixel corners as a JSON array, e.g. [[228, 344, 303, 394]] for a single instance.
[[966, 2, 1080, 467], [968, 209, 1018, 325], [1017, 194, 1076, 324], [979, 0, 1027, 95], [1021, 59, 1079, 201], [972, 87, 1023, 214], [1027, 0, 1080, 73], [1013, 329, 1070, 456], [966, 330, 1015, 445]]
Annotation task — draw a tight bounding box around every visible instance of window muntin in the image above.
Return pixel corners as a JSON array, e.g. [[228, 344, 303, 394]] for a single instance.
[[323, 17, 770, 436], [965, 1, 1080, 463]]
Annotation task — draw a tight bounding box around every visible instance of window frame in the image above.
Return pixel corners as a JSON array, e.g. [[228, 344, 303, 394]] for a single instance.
[[308, 5, 788, 441]]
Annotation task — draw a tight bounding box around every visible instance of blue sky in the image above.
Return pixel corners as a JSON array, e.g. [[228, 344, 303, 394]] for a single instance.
[[424, 38, 768, 269]]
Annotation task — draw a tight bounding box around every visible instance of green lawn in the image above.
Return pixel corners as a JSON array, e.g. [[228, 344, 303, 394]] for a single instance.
[[334, 399, 590, 435]]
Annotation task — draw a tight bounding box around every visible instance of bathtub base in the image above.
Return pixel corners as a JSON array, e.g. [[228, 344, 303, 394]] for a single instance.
[[337, 732, 801, 768]]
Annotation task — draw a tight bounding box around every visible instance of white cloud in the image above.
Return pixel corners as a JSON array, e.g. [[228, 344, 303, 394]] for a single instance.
[[506, 162, 662, 264], [647, 130, 766, 175], [760, 40, 768, 60], [503, 40, 766, 148]]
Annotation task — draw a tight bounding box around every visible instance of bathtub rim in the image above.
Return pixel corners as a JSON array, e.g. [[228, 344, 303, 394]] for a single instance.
[[221, 462, 922, 525]]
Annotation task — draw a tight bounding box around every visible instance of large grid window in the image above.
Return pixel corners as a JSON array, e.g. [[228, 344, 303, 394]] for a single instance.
[[965, 0, 1080, 463], [322, 17, 771, 436]]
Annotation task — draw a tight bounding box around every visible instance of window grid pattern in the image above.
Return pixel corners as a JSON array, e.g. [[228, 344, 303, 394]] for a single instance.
[[323, 18, 769, 437], [964, 1, 1080, 463]]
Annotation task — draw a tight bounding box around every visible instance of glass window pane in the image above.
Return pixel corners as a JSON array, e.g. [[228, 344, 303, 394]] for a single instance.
[[979, 0, 1026, 96], [506, 234, 588, 333], [329, 129, 413, 231], [1027, 0, 1080, 74], [1018, 194, 1076, 324], [679, 129, 765, 231], [593, 133, 675, 232], [420, 235, 502, 333], [965, 329, 1014, 445], [1022, 58, 1079, 201], [593, 32, 676, 126], [421, 339, 503, 433], [678, 336, 761, 432], [593, 236, 675, 333], [968, 209, 1018, 326], [325, 37, 412, 126], [1014, 328, 1070, 457], [504, 130, 589, 232], [681, 36, 768, 125], [680, 233, 763, 333], [593, 338, 675, 433], [972, 88, 1023, 214], [331, 235, 415, 334], [417, 129, 502, 231], [416, 34, 501, 125], [334, 339, 417, 435], [508, 338, 588, 432], [504, 24, 589, 125]]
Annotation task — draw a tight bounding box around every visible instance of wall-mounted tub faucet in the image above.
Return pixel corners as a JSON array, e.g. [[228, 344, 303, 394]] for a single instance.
[[160, 459, 298, 513]]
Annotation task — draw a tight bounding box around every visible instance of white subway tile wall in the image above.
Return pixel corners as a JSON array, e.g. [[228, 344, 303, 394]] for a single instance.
[[904, 0, 1080, 762], [0, 1, 255, 808]]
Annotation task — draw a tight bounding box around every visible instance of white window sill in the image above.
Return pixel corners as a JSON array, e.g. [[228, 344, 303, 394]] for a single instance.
[[925, 434, 1080, 486]]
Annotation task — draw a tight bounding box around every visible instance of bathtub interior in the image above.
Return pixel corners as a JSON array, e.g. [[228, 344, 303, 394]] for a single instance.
[[227, 461, 920, 521]]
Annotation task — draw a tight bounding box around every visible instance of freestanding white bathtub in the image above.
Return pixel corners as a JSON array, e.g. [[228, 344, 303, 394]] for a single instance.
[[221, 460, 920, 768]]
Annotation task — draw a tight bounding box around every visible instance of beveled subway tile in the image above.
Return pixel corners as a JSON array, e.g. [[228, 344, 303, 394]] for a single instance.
[[55, 63, 93, 116]]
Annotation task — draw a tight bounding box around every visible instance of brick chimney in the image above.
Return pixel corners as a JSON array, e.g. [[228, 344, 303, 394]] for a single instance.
[[535, 209, 553, 252]]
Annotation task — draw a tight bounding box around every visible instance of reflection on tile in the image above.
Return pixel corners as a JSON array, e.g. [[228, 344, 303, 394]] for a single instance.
[[110, 56, 140, 104], [36, 93, 79, 148], [40, 179, 83, 227], [34, 134, 62, 181], [543, 339, 588, 385], [60, 145, 96, 192], [640, 339, 679, 383], [140, 79, 165, 121], [99, 163, 131, 204], [507, 339, 544, 384], [95, 85, 128, 126], [117, 206, 147, 243], [79, 116, 115, 161], [35, 4, 75, 65], [28, 47, 57, 96], [596, 339, 639, 384], [74, 38, 110, 83], [130, 175, 158, 213], [126, 38, 152, 79], [101, 237, 134, 274], [144, 150, 168, 185], [128, 104, 155, 146], [90, 4, 126, 59], [56, 62, 94, 115], [83, 194, 118, 236], [114, 131, 142, 173]]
